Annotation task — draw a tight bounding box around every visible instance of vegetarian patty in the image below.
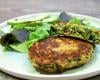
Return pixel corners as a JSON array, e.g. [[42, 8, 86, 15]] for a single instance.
[[29, 36, 93, 73]]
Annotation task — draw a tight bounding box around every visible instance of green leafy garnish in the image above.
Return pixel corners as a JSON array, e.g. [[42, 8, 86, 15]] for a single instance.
[[10, 40, 37, 53], [6, 22, 51, 52]]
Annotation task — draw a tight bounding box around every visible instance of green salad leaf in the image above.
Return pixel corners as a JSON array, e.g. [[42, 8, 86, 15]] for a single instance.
[[10, 39, 38, 53], [69, 17, 83, 25], [8, 23, 51, 52], [29, 23, 50, 40]]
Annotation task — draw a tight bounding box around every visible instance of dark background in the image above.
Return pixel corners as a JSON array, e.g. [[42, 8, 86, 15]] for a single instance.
[[0, 0, 100, 80]]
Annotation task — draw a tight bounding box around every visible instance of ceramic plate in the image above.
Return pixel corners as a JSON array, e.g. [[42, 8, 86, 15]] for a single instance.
[[0, 12, 100, 80]]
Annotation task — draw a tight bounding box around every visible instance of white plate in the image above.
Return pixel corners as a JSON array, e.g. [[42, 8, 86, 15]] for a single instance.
[[0, 12, 100, 80]]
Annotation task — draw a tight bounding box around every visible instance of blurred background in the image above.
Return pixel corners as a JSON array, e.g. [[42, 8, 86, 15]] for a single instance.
[[0, 0, 100, 80], [0, 0, 100, 22]]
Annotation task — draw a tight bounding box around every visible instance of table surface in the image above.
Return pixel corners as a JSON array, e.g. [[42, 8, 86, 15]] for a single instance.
[[0, 0, 100, 80]]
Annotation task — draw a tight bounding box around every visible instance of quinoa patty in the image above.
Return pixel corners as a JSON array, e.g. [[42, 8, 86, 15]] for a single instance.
[[29, 36, 93, 73]]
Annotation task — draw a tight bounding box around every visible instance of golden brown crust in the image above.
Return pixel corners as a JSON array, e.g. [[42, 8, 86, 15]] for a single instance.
[[29, 36, 93, 73]]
